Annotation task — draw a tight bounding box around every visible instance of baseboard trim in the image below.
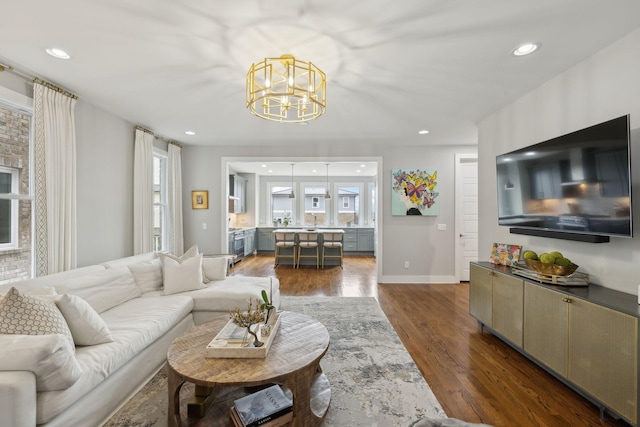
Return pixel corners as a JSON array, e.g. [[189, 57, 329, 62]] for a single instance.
[[380, 275, 458, 284]]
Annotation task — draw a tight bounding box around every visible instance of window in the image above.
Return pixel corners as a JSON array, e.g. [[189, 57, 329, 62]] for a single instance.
[[153, 150, 167, 252], [0, 167, 19, 248], [269, 184, 295, 226], [335, 184, 362, 226], [302, 185, 327, 226]]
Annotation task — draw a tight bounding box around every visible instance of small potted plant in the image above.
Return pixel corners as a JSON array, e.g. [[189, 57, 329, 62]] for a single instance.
[[260, 287, 275, 336]]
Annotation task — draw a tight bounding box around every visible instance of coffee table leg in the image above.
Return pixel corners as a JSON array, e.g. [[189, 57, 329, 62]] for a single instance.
[[167, 370, 185, 427], [281, 362, 323, 427]]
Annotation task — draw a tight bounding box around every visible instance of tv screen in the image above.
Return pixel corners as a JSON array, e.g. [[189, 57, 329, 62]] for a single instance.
[[496, 115, 632, 239]]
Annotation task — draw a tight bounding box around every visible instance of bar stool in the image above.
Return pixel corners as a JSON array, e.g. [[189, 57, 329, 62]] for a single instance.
[[274, 232, 297, 267], [322, 232, 343, 268], [296, 232, 319, 269]]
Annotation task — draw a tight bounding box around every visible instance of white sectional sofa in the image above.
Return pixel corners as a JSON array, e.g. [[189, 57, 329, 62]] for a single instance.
[[0, 251, 280, 427]]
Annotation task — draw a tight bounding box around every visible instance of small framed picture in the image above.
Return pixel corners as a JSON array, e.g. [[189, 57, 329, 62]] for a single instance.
[[489, 243, 522, 266], [192, 190, 208, 209]]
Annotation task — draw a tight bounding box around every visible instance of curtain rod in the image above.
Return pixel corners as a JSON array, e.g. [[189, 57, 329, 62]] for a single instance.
[[135, 125, 182, 147], [0, 61, 78, 99], [34, 78, 78, 100]]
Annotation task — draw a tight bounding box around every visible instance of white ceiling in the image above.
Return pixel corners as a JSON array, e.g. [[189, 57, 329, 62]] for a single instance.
[[230, 161, 378, 177], [1, 0, 640, 150]]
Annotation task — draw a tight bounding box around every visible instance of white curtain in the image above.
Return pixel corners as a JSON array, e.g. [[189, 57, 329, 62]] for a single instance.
[[133, 128, 154, 254], [167, 143, 184, 255], [33, 81, 78, 276]]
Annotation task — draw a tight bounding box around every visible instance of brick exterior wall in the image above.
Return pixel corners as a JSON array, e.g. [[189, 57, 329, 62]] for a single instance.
[[0, 105, 32, 285]]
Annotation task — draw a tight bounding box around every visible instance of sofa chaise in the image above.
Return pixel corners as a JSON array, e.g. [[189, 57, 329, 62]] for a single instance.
[[0, 250, 280, 427]]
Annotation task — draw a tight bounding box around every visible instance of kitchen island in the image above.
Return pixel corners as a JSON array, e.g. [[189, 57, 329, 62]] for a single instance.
[[256, 227, 375, 266]]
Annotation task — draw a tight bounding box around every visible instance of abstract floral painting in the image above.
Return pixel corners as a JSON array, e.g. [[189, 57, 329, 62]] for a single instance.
[[391, 169, 439, 216]]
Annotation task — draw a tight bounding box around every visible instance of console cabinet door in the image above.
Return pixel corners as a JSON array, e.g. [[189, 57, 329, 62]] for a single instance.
[[469, 264, 492, 328], [523, 283, 569, 376], [492, 273, 524, 348], [567, 298, 638, 425]]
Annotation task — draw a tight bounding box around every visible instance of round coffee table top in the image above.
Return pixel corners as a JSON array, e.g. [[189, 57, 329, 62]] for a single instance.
[[167, 311, 330, 387]]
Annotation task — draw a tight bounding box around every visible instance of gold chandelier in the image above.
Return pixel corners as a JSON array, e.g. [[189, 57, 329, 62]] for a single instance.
[[246, 54, 326, 123]]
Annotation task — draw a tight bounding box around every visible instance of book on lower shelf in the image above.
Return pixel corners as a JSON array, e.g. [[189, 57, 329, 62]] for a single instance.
[[230, 384, 293, 427]]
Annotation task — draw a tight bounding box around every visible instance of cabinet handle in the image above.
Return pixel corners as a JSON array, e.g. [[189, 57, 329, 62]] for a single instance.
[[562, 297, 572, 303]]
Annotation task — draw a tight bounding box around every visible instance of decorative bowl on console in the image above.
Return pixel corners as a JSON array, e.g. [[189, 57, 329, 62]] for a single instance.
[[524, 258, 578, 276]]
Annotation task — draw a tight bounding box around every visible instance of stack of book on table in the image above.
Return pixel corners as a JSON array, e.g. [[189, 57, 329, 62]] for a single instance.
[[230, 384, 293, 427]]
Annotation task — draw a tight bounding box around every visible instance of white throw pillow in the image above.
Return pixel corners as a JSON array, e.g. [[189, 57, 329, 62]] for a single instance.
[[128, 259, 163, 293], [0, 287, 75, 349], [160, 253, 205, 295], [0, 334, 83, 391], [55, 267, 142, 313], [202, 256, 228, 282], [54, 294, 114, 345]]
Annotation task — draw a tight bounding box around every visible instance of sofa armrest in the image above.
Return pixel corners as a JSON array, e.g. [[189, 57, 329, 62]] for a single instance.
[[0, 370, 37, 427]]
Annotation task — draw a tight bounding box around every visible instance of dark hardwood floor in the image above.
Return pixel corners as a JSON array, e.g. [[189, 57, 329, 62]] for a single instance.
[[230, 254, 629, 427]]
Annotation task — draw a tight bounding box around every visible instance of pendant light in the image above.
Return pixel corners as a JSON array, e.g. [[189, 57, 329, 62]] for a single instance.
[[324, 163, 331, 198], [289, 163, 295, 199]]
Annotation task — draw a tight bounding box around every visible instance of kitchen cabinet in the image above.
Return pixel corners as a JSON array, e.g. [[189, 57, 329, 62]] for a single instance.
[[257, 228, 275, 251], [471, 262, 639, 425], [244, 228, 256, 257], [343, 229, 358, 252], [357, 229, 374, 251], [229, 175, 247, 213], [228, 232, 234, 255]]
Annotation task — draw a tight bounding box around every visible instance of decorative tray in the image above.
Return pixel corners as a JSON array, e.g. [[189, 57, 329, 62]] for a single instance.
[[511, 262, 589, 287], [206, 312, 281, 359]]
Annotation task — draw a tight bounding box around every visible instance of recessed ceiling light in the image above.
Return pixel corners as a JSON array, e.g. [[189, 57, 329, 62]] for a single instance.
[[261, 164, 267, 168], [268, 170, 273, 173], [45, 48, 70, 59], [512, 43, 540, 56], [356, 170, 361, 173], [184, 130, 196, 135], [312, 169, 317, 173], [418, 130, 429, 135], [360, 164, 366, 168]]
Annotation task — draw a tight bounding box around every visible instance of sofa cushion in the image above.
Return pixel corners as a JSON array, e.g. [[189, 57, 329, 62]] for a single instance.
[[55, 267, 141, 314], [54, 294, 114, 346], [160, 252, 205, 295], [100, 252, 158, 269], [202, 256, 228, 282], [128, 259, 163, 293], [0, 334, 82, 392], [0, 265, 106, 295], [173, 277, 280, 313], [0, 287, 75, 349]]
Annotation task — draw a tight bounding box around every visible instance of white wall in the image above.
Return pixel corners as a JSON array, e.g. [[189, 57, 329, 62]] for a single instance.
[[181, 143, 477, 283], [478, 28, 640, 294], [0, 73, 136, 267]]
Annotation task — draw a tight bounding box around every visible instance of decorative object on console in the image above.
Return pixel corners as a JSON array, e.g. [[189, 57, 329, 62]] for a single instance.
[[489, 243, 522, 266], [191, 190, 208, 209], [246, 54, 326, 123], [391, 168, 439, 216]]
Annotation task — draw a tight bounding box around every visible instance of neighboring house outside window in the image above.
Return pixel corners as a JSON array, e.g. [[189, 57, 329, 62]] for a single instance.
[[0, 104, 33, 285], [270, 184, 295, 226], [336, 185, 361, 226], [303, 184, 327, 226], [153, 149, 167, 252]]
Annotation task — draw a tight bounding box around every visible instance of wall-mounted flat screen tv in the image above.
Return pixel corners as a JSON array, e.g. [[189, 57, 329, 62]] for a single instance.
[[496, 115, 632, 240]]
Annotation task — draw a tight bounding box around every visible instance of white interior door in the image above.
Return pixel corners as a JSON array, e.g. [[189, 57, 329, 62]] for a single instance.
[[455, 154, 478, 281]]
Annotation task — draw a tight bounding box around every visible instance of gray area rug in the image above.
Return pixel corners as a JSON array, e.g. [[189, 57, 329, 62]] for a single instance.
[[104, 296, 447, 426]]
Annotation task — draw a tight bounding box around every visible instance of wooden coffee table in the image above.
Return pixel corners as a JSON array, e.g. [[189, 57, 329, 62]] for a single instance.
[[167, 311, 331, 427]]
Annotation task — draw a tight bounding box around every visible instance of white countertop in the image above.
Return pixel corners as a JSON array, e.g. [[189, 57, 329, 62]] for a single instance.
[[272, 228, 345, 233]]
